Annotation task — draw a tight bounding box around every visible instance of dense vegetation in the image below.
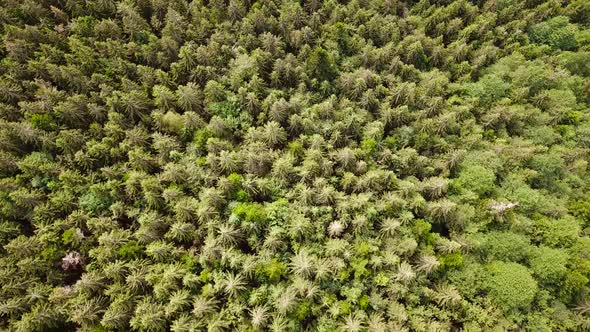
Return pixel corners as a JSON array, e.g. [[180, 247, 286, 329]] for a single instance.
[[1, 0, 590, 330]]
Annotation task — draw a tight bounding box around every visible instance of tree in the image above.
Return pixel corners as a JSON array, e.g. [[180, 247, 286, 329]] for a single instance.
[[290, 250, 315, 279], [153, 85, 176, 110], [478, 231, 531, 262], [306, 47, 338, 82], [532, 216, 581, 248], [176, 83, 202, 113], [485, 261, 538, 312], [130, 298, 167, 332], [262, 121, 287, 147], [529, 246, 568, 286], [529, 16, 578, 50], [454, 165, 496, 196], [1, 0, 590, 330]]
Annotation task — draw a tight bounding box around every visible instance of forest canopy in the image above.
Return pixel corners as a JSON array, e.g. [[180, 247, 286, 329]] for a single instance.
[[1, 0, 590, 331]]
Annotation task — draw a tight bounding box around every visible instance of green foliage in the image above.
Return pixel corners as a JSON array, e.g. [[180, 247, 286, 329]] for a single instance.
[[438, 252, 464, 271], [529, 153, 565, 189], [529, 246, 568, 286], [447, 262, 486, 299], [30, 113, 56, 130], [350, 258, 370, 280], [62, 228, 83, 247], [117, 241, 143, 260], [360, 138, 377, 155], [559, 51, 590, 76], [256, 259, 287, 283], [232, 202, 266, 224], [412, 219, 435, 245], [79, 183, 113, 214], [227, 173, 243, 187], [478, 231, 531, 263], [293, 300, 312, 321], [485, 261, 538, 312], [70, 16, 97, 37], [235, 190, 250, 202], [532, 217, 580, 248], [373, 272, 390, 287], [499, 175, 545, 214], [192, 128, 211, 155], [329, 22, 351, 54], [468, 74, 510, 106], [1, 1, 590, 331], [40, 244, 64, 262], [306, 47, 338, 82], [454, 165, 496, 196], [529, 16, 578, 50], [569, 199, 590, 225]]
